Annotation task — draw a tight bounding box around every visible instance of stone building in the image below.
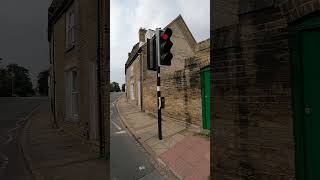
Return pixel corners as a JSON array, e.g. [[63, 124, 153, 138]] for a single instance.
[[125, 15, 210, 129], [48, 0, 109, 156], [212, 0, 320, 179]]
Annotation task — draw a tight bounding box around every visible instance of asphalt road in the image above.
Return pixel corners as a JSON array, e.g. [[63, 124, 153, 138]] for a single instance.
[[0, 97, 47, 180], [110, 92, 163, 180]]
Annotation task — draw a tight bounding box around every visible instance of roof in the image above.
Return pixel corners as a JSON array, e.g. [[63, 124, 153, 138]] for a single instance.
[[165, 15, 197, 50], [125, 42, 146, 73]]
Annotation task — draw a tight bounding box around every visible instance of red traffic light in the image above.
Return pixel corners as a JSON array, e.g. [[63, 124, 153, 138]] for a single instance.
[[161, 28, 172, 40], [162, 34, 169, 40]]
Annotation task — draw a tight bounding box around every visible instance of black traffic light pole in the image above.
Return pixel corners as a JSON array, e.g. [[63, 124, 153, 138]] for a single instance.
[[157, 65, 162, 140], [156, 28, 162, 140]]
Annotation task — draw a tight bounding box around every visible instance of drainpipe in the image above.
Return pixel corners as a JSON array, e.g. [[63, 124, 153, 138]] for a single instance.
[[51, 27, 57, 128], [97, 0, 105, 158], [140, 52, 143, 111]]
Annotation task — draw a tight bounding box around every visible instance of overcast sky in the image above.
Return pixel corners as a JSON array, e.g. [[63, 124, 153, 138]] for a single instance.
[[0, 0, 51, 87], [111, 0, 210, 85]]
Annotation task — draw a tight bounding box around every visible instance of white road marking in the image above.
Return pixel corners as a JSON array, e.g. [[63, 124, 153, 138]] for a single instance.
[[111, 121, 122, 131], [138, 165, 146, 171], [115, 130, 126, 134]]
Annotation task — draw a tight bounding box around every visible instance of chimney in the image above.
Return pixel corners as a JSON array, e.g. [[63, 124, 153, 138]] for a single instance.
[[139, 28, 147, 43]]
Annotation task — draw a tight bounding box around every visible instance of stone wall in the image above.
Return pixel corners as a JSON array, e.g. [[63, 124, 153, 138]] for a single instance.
[[126, 52, 142, 107], [50, 0, 100, 141]]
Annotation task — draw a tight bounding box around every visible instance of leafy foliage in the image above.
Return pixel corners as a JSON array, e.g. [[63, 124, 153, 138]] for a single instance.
[[110, 82, 121, 92], [0, 63, 35, 97]]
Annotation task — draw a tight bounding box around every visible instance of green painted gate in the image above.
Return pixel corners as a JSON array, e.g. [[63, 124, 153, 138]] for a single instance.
[[289, 15, 320, 180], [200, 66, 211, 130]]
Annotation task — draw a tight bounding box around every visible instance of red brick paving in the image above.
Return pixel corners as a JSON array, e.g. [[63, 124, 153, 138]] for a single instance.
[[160, 135, 210, 180]]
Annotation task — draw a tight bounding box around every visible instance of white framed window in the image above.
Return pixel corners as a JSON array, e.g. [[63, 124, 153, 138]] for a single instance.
[[65, 69, 79, 121], [66, 6, 75, 49]]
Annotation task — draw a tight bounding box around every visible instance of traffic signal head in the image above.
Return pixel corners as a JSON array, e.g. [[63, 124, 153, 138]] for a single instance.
[[159, 28, 173, 66], [147, 36, 157, 71]]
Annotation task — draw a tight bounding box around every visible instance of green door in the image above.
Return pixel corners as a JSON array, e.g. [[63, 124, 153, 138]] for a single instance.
[[201, 66, 211, 130], [301, 29, 320, 180], [290, 16, 320, 180]]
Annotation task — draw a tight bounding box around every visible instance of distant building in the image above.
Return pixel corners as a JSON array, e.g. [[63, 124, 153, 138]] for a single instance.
[[125, 15, 210, 129]]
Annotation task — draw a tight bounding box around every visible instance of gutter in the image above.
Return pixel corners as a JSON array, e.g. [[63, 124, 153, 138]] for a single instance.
[[96, 0, 105, 157]]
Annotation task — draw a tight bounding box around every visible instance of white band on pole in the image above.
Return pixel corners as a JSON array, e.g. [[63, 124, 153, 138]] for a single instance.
[[157, 86, 160, 91]]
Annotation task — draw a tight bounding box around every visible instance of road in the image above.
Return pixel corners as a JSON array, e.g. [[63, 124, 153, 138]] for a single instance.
[[0, 97, 47, 180], [110, 92, 163, 180]]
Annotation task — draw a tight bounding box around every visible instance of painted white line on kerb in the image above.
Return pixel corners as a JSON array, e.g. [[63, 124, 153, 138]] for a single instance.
[[111, 121, 122, 131]]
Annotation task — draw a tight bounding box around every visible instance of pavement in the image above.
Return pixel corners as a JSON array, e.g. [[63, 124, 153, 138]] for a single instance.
[[116, 95, 210, 180], [0, 97, 47, 180], [20, 99, 107, 180], [110, 92, 164, 180]]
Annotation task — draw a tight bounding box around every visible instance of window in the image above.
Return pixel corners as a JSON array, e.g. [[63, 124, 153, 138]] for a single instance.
[[66, 6, 75, 50], [130, 81, 135, 100], [65, 69, 79, 121]]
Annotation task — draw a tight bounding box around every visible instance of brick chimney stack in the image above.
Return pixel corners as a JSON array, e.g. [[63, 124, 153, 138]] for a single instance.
[[139, 28, 147, 43]]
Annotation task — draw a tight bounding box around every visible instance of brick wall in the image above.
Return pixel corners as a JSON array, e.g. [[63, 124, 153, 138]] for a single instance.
[[142, 37, 210, 126], [212, 1, 298, 179], [276, 0, 320, 22], [101, 0, 110, 157]]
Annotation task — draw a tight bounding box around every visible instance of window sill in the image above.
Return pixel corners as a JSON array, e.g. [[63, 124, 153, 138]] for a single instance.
[[65, 45, 75, 53]]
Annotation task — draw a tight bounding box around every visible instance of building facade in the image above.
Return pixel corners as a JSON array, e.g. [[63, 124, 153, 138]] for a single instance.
[[212, 0, 320, 179], [48, 0, 109, 156], [125, 15, 210, 129]]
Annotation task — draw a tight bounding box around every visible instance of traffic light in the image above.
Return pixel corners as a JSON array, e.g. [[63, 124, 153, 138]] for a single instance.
[[159, 28, 173, 66], [147, 35, 157, 71]]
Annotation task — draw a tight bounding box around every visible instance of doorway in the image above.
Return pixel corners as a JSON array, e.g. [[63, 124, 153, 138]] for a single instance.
[[290, 15, 320, 180], [200, 66, 211, 130]]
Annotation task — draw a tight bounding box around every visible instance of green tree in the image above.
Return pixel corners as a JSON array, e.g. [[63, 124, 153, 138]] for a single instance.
[[110, 81, 120, 92], [7, 64, 35, 97], [37, 69, 49, 96], [121, 84, 125, 92], [0, 59, 11, 96]]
